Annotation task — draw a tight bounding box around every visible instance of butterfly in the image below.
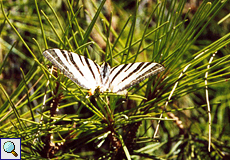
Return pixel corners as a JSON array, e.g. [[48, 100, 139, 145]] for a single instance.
[[43, 48, 165, 95]]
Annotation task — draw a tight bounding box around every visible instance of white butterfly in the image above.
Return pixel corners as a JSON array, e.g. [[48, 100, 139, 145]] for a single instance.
[[43, 48, 164, 95]]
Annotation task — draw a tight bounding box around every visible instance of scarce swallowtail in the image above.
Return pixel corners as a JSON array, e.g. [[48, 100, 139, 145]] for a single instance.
[[43, 48, 165, 95]]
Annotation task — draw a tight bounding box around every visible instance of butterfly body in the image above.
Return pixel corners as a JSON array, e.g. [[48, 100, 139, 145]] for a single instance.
[[43, 48, 164, 95]]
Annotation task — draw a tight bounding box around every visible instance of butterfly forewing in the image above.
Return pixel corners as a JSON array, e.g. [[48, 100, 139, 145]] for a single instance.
[[43, 48, 165, 94], [109, 62, 164, 93], [43, 49, 101, 90]]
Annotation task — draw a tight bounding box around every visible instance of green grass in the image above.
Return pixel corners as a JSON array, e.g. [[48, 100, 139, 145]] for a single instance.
[[0, 0, 230, 159]]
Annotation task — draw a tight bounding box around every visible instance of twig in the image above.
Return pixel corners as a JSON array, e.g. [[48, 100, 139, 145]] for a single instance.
[[33, 66, 53, 144], [205, 51, 217, 152], [154, 50, 209, 138]]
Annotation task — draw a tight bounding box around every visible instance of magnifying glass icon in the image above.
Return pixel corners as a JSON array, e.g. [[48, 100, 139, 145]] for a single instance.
[[3, 141, 18, 157]]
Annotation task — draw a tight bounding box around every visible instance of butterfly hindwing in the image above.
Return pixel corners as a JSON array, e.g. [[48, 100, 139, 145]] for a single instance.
[[43, 48, 101, 90], [43, 48, 165, 94], [109, 62, 164, 93]]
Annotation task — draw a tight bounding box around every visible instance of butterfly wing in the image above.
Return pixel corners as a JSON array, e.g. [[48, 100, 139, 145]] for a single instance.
[[109, 62, 164, 93], [43, 48, 101, 90]]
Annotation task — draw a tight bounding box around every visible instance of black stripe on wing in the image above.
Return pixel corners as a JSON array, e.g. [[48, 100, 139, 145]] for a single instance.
[[68, 51, 84, 77], [84, 56, 96, 79], [110, 64, 128, 84], [43, 49, 73, 76], [109, 62, 164, 93], [43, 48, 99, 90], [119, 62, 145, 83]]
